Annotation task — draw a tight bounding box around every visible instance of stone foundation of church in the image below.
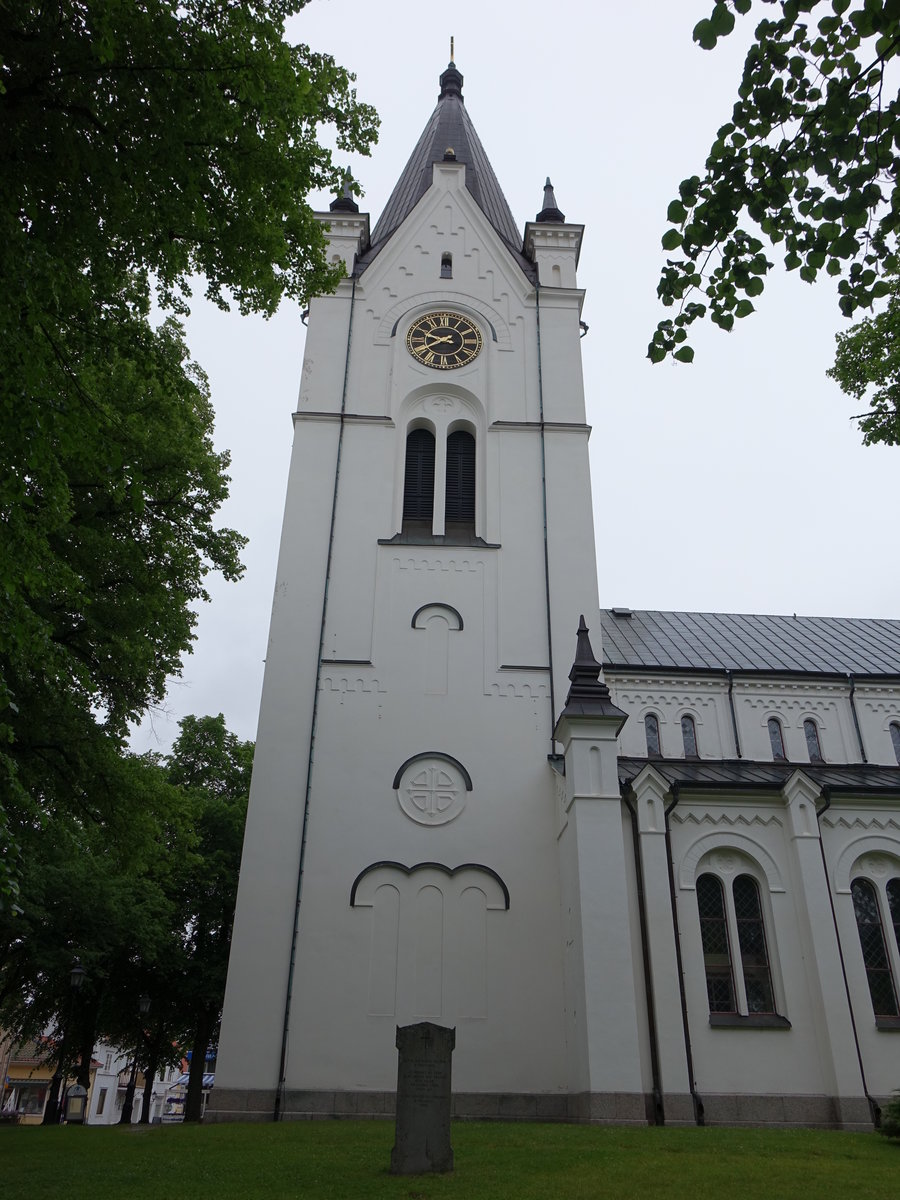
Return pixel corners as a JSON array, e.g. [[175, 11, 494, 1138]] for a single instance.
[[205, 1088, 875, 1130]]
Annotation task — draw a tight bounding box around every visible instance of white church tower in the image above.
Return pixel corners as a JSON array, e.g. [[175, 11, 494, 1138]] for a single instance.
[[211, 59, 651, 1123]]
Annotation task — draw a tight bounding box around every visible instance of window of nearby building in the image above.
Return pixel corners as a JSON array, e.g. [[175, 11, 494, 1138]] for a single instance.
[[803, 718, 823, 763], [890, 721, 900, 765], [402, 428, 435, 527], [851, 877, 900, 1017], [444, 430, 475, 530], [96, 1087, 107, 1115], [681, 714, 699, 758], [697, 870, 781, 1023], [644, 713, 661, 757], [767, 717, 786, 761]]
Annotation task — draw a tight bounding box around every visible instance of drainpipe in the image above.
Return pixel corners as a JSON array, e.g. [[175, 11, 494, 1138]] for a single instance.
[[814, 786, 880, 1128], [663, 784, 704, 1125], [274, 277, 357, 1121], [726, 671, 742, 758], [846, 674, 867, 763], [623, 788, 665, 1125]]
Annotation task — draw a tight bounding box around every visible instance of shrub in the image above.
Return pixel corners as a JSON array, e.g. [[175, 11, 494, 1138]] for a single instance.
[[880, 1091, 900, 1140]]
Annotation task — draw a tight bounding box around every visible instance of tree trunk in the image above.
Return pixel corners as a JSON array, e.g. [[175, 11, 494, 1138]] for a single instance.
[[74, 997, 98, 1090], [119, 1058, 138, 1124], [183, 1005, 214, 1123], [139, 1053, 157, 1124]]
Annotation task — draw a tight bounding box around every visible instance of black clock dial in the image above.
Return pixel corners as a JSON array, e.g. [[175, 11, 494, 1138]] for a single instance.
[[406, 311, 483, 369]]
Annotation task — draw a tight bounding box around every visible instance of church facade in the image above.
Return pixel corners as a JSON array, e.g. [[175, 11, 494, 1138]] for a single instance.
[[210, 62, 900, 1129]]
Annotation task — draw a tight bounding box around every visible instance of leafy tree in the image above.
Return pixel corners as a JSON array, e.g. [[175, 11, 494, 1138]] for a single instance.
[[827, 282, 900, 443], [648, 0, 900, 442], [165, 714, 253, 1122], [0, 750, 188, 1120], [0, 716, 251, 1124], [0, 0, 377, 904]]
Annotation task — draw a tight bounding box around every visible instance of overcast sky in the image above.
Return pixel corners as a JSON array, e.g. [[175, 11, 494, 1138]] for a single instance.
[[131, 0, 899, 753]]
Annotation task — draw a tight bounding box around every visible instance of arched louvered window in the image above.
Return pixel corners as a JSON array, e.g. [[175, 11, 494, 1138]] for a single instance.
[[402, 428, 435, 526], [851, 877, 899, 1016], [803, 718, 823, 763], [681, 714, 699, 758], [644, 713, 661, 757], [445, 430, 475, 529], [767, 717, 786, 761], [890, 722, 900, 765]]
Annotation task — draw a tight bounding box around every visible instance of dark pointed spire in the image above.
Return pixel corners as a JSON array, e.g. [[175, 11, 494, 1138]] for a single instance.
[[559, 617, 628, 728], [356, 57, 535, 280], [329, 179, 359, 213], [536, 177, 566, 223], [439, 58, 464, 100]]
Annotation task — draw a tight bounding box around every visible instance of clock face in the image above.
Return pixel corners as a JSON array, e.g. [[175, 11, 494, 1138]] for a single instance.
[[406, 311, 483, 370]]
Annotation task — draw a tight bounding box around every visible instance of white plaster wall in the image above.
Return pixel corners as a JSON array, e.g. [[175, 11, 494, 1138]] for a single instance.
[[608, 675, 733, 759], [819, 804, 900, 1096], [735, 680, 858, 763], [855, 685, 900, 766], [670, 800, 834, 1096]]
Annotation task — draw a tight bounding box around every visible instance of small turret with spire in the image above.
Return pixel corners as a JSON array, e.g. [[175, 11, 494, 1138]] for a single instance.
[[558, 617, 627, 728], [536, 178, 566, 223], [329, 179, 359, 213]]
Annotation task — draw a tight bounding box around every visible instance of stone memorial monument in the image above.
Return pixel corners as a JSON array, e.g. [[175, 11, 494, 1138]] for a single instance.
[[390, 1022, 455, 1175]]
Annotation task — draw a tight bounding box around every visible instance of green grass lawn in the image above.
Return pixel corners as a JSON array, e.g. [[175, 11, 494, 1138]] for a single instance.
[[4, 1120, 898, 1200]]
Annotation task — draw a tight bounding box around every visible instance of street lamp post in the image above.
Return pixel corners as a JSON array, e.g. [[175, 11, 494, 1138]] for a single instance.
[[42, 959, 86, 1125], [119, 993, 150, 1125]]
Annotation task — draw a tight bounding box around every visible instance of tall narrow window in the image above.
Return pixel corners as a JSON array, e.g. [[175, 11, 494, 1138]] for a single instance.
[[440, 252, 452, 278], [890, 722, 900, 765], [888, 879, 900, 958], [644, 713, 661, 757], [733, 875, 775, 1013], [444, 430, 475, 528], [803, 718, 823, 763], [402, 428, 435, 526], [697, 871, 780, 1020], [697, 875, 736, 1013], [768, 717, 786, 761], [851, 878, 899, 1016], [681, 714, 699, 758]]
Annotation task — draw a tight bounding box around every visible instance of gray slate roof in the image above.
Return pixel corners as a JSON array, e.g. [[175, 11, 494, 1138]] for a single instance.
[[600, 609, 900, 677], [617, 757, 900, 794], [356, 66, 535, 280]]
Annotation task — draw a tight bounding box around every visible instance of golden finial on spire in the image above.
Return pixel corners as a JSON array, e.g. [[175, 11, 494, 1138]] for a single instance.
[[450, 36, 454, 64]]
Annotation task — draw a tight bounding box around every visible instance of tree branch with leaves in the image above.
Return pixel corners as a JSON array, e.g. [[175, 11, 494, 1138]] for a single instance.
[[648, 0, 900, 444]]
